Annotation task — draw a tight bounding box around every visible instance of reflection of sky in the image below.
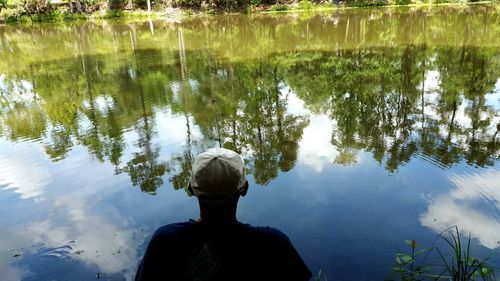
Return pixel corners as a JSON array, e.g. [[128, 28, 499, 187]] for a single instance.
[[420, 169, 500, 249], [298, 114, 340, 172], [0, 143, 147, 280], [286, 91, 342, 172], [1, 45, 500, 281], [0, 108, 204, 280], [490, 79, 500, 110], [419, 72, 499, 142], [0, 140, 51, 199], [0, 76, 42, 111]]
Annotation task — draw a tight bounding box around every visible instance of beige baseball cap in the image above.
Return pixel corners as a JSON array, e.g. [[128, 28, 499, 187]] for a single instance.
[[190, 148, 247, 199]]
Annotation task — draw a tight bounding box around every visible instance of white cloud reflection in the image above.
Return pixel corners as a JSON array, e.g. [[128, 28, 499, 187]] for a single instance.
[[30, 196, 142, 278], [420, 170, 500, 249], [0, 141, 51, 199], [285, 91, 345, 172], [298, 114, 339, 172], [0, 260, 23, 281], [2, 193, 145, 281]]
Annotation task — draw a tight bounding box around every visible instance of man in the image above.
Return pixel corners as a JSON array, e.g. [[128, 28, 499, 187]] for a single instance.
[[135, 148, 312, 281]]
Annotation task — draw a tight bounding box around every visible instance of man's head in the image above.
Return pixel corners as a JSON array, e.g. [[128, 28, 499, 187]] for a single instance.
[[188, 148, 248, 206]]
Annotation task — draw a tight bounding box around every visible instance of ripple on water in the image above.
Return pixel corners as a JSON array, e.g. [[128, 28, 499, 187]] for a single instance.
[[416, 151, 450, 170], [40, 245, 74, 259], [420, 169, 500, 250]]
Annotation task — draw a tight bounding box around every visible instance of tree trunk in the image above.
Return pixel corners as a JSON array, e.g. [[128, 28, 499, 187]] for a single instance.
[[75, 0, 82, 12], [147, 0, 151, 12]]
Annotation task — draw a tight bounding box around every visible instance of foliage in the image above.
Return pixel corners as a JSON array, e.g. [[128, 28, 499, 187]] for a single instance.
[[0, 13, 499, 192], [389, 228, 497, 281], [1, 6, 22, 20], [298, 0, 313, 9], [0, 0, 7, 11], [391, 240, 433, 281], [108, 0, 127, 10], [347, 0, 387, 6], [435, 227, 496, 281], [270, 3, 287, 10], [394, 0, 411, 5], [173, 0, 200, 8], [21, 0, 53, 14], [0, 0, 498, 20]]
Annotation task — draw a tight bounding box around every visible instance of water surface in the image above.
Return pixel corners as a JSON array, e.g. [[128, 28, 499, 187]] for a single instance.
[[1, 5, 500, 280]]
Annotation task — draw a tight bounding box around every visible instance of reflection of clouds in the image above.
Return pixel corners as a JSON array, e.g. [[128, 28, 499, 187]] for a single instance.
[[30, 196, 142, 277], [0, 192, 145, 280], [81, 95, 115, 113], [285, 89, 309, 116], [0, 141, 50, 199], [155, 109, 202, 146], [0, 256, 24, 281], [298, 114, 339, 172], [418, 70, 440, 93], [420, 170, 500, 249], [285, 91, 340, 172], [0, 76, 43, 111], [417, 72, 500, 143]]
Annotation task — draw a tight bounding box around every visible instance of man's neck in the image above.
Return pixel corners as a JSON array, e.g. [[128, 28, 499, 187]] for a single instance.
[[197, 214, 237, 224]]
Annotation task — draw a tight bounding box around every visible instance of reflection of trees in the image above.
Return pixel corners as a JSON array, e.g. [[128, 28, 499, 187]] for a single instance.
[[1, 27, 499, 193], [227, 63, 309, 184], [285, 46, 499, 171], [164, 48, 310, 186], [117, 39, 168, 194], [120, 109, 166, 194]]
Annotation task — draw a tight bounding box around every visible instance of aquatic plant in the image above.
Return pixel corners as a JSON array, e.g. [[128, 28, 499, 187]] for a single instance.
[[391, 239, 433, 281], [389, 227, 497, 281], [435, 227, 496, 281]]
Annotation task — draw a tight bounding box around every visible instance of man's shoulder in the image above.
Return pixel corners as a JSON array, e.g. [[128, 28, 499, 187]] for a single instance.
[[243, 224, 291, 242], [151, 221, 291, 245], [153, 221, 198, 239]]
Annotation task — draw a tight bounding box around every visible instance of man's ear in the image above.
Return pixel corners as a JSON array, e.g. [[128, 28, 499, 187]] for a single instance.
[[240, 181, 249, 197], [187, 183, 195, 196]]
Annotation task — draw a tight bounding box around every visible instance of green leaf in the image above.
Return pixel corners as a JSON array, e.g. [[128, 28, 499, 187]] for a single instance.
[[414, 248, 430, 256], [400, 255, 413, 263]]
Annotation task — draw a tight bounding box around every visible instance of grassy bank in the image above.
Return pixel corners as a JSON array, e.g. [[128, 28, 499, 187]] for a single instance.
[[0, 0, 498, 24]]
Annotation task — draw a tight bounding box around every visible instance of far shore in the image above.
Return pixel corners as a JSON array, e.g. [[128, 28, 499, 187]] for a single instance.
[[0, 0, 498, 25]]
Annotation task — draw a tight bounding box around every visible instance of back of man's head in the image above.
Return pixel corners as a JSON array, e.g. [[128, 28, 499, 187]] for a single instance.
[[188, 148, 248, 206]]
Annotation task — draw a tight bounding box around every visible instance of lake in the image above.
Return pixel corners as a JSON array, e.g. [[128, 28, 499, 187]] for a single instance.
[[1, 5, 500, 280]]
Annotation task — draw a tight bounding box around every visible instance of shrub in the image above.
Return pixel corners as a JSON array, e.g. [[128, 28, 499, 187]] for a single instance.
[[21, 0, 54, 14], [0, 7, 20, 19], [0, 0, 7, 11], [104, 9, 124, 17], [395, 0, 411, 5], [173, 0, 200, 7], [18, 14, 31, 22], [108, 0, 127, 10], [63, 12, 87, 20], [30, 9, 64, 21], [270, 3, 287, 10], [298, 0, 313, 9], [348, 0, 387, 6]]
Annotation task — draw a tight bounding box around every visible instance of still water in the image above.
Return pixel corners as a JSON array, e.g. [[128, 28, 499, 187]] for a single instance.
[[1, 5, 500, 280]]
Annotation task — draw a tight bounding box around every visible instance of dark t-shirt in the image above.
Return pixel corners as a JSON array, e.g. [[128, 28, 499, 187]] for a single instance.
[[135, 220, 312, 281]]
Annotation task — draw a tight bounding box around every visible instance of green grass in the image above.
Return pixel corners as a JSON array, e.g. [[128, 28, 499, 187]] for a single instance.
[[435, 227, 496, 281]]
